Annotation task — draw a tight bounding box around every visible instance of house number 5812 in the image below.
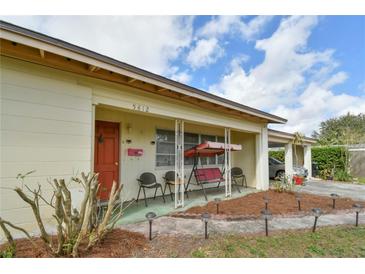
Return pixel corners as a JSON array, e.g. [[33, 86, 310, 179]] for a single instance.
[[132, 103, 149, 113]]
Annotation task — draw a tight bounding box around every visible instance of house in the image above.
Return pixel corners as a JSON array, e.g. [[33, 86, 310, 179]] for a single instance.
[[0, 21, 315, 236]]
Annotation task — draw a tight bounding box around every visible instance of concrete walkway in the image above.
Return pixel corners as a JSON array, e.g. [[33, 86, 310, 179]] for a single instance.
[[118, 186, 257, 225], [300, 180, 365, 201], [121, 211, 364, 237]]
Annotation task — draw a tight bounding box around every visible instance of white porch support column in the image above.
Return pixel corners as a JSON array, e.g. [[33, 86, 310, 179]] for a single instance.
[[255, 127, 269, 190], [304, 144, 312, 179], [174, 119, 184, 208], [285, 142, 294, 178], [90, 103, 97, 173], [224, 128, 232, 197]]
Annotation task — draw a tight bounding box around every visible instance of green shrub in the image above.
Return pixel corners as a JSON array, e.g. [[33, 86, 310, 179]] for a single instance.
[[319, 168, 333, 180], [312, 146, 348, 178], [272, 176, 294, 193], [334, 170, 352, 182], [269, 150, 285, 162]]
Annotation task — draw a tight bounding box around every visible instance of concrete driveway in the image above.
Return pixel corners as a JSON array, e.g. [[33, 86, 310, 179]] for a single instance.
[[300, 180, 365, 201]]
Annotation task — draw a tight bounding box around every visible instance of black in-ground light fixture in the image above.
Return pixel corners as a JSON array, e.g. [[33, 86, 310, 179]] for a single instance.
[[295, 192, 302, 211], [260, 209, 273, 236], [352, 204, 363, 227], [201, 212, 211, 239], [330, 193, 339, 209], [145, 212, 157, 241], [311, 208, 322, 233], [214, 198, 221, 214], [263, 194, 270, 210]]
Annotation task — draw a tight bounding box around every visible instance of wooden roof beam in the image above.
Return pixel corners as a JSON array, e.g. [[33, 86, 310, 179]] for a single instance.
[[127, 77, 137, 84], [88, 65, 100, 72], [156, 87, 168, 92], [39, 49, 45, 59]]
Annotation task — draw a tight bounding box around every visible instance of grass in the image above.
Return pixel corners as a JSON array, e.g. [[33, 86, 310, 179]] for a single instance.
[[0, 245, 16, 258], [190, 225, 365, 258], [357, 177, 365, 185]]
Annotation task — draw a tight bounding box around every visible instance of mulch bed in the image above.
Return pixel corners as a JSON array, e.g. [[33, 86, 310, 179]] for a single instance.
[[174, 190, 364, 219], [2, 191, 363, 258], [0, 229, 148, 258]]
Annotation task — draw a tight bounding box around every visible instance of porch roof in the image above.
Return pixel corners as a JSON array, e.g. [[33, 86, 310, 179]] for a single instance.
[[268, 129, 317, 145], [0, 20, 287, 125]]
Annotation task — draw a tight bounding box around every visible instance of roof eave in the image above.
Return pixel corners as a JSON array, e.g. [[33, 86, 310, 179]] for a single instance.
[[0, 20, 287, 124]]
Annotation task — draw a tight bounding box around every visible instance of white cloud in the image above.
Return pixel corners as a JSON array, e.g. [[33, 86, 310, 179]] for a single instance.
[[169, 70, 192, 84], [1, 16, 194, 75], [240, 16, 275, 40], [197, 16, 240, 38], [186, 38, 224, 69], [185, 16, 273, 69], [322, 71, 348, 89], [271, 83, 365, 134], [198, 15, 274, 41], [209, 16, 365, 135]]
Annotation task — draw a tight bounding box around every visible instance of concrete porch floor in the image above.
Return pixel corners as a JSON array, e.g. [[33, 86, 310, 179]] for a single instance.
[[118, 186, 258, 225]]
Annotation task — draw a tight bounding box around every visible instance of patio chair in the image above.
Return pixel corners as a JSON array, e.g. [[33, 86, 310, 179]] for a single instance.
[[231, 167, 247, 193], [163, 171, 188, 201], [136, 172, 165, 207]]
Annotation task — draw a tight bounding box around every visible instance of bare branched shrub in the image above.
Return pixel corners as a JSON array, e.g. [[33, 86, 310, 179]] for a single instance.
[[0, 171, 129, 257]]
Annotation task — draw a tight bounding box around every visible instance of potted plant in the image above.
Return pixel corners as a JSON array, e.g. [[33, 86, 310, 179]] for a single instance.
[[293, 174, 305, 185]]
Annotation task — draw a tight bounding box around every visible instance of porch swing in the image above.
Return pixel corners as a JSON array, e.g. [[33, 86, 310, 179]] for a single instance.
[[184, 141, 242, 201]]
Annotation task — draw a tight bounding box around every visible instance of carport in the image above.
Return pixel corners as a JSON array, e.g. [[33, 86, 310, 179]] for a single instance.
[[268, 129, 316, 179]]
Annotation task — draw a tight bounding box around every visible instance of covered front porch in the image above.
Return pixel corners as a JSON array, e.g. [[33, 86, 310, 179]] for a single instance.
[[92, 97, 269, 218]]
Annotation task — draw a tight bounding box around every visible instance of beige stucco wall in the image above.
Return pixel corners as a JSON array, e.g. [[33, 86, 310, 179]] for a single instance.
[[231, 131, 257, 188], [0, 56, 266, 240]]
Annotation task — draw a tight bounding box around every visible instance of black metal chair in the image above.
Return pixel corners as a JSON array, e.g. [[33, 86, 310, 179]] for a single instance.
[[136, 172, 165, 207], [231, 167, 247, 193], [163, 171, 188, 201]]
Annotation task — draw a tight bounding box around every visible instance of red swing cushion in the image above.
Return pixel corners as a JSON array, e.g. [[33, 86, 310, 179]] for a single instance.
[[194, 168, 224, 184]]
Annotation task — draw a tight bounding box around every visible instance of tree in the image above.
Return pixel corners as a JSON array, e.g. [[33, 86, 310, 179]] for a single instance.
[[312, 113, 365, 145], [0, 172, 130, 257]]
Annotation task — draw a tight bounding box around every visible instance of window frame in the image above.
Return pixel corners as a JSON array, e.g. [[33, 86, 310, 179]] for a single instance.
[[155, 128, 224, 168]]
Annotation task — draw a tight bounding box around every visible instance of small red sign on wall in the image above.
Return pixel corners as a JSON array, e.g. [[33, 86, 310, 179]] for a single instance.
[[127, 148, 144, 156]]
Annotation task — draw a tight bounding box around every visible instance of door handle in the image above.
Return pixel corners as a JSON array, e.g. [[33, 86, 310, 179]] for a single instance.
[[115, 162, 119, 166]]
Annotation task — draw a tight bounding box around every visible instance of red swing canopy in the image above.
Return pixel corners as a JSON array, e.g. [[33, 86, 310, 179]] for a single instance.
[[184, 141, 242, 158]]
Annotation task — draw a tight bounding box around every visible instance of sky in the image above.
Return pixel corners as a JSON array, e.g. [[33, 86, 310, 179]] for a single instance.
[[1, 15, 365, 135]]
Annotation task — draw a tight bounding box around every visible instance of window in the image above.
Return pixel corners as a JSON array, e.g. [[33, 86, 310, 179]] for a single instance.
[[156, 129, 175, 167], [184, 132, 199, 165], [156, 129, 224, 167]]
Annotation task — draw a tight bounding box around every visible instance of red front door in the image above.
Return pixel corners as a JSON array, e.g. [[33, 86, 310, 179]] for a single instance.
[[94, 121, 120, 201]]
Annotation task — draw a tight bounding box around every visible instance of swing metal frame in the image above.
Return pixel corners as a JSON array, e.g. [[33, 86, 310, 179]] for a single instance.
[[184, 141, 242, 201]]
